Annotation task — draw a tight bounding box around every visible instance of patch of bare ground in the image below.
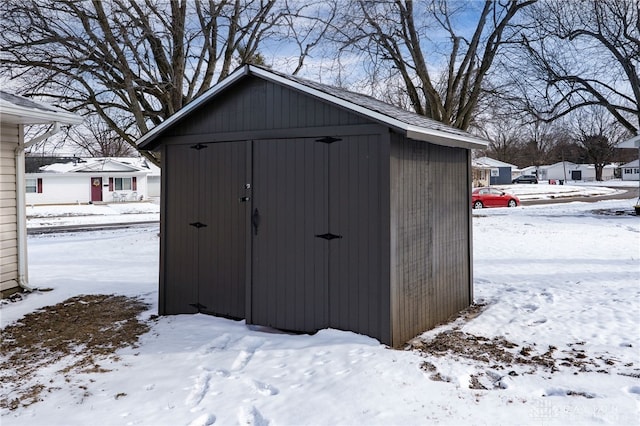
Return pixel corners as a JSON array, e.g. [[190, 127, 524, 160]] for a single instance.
[[409, 303, 638, 393], [0, 294, 150, 411]]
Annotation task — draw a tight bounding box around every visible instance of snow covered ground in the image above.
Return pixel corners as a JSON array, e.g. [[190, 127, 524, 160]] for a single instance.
[[26, 202, 159, 229], [2, 191, 639, 425], [24, 180, 639, 230], [489, 180, 635, 201]]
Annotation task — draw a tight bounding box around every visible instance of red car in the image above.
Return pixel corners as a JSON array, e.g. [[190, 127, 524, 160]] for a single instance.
[[472, 187, 520, 209]]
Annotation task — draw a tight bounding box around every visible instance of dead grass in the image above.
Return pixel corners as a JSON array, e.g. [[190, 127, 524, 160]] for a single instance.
[[0, 294, 150, 411], [409, 303, 638, 390]]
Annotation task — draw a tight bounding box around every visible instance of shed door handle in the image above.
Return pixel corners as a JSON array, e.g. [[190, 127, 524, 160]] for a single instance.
[[252, 208, 260, 235]]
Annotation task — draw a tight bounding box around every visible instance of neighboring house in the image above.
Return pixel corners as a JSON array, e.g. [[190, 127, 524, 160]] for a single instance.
[[519, 166, 538, 176], [137, 64, 487, 347], [538, 161, 616, 182], [25, 156, 159, 205], [617, 135, 640, 183], [620, 159, 639, 181], [472, 156, 518, 186], [0, 91, 82, 297]]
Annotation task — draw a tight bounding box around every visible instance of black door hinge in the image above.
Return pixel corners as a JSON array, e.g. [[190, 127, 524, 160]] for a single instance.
[[316, 136, 342, 144], [190, 143, 208, 150], [189, 222, 207, 229], [315, 233, 343, 241]]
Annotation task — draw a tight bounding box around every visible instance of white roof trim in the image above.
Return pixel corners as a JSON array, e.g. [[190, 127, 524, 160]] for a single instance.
[[0, 99, 83, 125], [137, 65, 487, 149]]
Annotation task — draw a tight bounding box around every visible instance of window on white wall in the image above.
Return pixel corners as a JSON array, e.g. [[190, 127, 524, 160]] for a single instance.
[[26, 178, 42, 193], [114, 177, 132, 190]]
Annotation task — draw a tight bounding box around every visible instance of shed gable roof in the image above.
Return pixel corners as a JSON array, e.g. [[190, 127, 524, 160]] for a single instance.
[[138, 65, 487, 150]]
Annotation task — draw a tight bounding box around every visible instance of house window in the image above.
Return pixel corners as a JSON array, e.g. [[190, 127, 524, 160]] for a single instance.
[[26, 178, 43, 193], [114, 177, 132, 191]]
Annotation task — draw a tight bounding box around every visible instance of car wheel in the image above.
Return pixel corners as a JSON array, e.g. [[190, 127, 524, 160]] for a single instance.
[[473, 201, 483, 209], [508, 199, 517, 207]]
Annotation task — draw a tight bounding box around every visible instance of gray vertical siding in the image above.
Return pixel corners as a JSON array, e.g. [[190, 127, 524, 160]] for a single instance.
[[162, 144, 199, 314], [250, 134, 390, 343], [166, 78, 370, 138], [251, 138, 329, 331], [389, 134, 471, 346], [161, 142, 247, 318], [329, 134, 388, 341], [199, 142, 248, 318], [155, 73, 473, 348]]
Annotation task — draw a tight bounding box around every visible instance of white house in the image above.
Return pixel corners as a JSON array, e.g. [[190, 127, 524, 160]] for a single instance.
[[0, 91, 82, 297], [617, 135, 639, 182], [538, 161, 616, 182], [472, 156, 519, 186], [620, 159, 639, 181], [25, 157, 159, 205]]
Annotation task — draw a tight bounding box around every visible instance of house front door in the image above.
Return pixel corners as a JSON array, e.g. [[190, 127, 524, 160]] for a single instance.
[[90, 177, 102, 202]]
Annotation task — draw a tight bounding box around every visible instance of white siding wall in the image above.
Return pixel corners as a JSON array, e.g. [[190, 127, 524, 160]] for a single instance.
[[0, 123, 19, 293], [541, 163, 615, 181], [622, 166, 639, 181], [25, 172, 149, 205]]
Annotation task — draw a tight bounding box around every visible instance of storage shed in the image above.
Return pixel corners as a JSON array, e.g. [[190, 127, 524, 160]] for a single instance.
[[137, 65, 487, 347]]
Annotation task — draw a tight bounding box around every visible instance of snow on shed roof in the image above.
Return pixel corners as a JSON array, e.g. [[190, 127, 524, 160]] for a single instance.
[[138, 65, 487, 150]]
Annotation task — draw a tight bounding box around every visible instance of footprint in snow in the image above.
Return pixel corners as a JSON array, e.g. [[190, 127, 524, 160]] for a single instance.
[[626, 385, 640, 395], [198, 333, 232, 354], [188, 413, 216, 426], [530, 318, 547, 325], [248, 379, 279, 396], [214, 369, 230, 378], [232, 350, 255, 371], [231, 336, 265, 371], [185, 371, 211, 407], [237, 405, 269, 426]]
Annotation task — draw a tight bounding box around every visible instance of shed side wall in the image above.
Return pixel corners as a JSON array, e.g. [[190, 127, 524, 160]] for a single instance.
[[389, 134, 471, 346]]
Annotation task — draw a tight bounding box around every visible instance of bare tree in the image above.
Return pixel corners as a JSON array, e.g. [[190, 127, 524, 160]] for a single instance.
[[523, 122, 570, 167], [0, 0, 305, 164], [273, 1, 339, 76], [515, 0, 640, 133], [67, 116, 135, 158], [477, 117, 525, 165], [330, 0, 536, 131], [570, 107, 628, 181]]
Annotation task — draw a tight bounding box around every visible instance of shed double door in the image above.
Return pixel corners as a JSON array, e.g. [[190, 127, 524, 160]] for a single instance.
[[162, 142, 249, 318], [250, 136, 383, 336]]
